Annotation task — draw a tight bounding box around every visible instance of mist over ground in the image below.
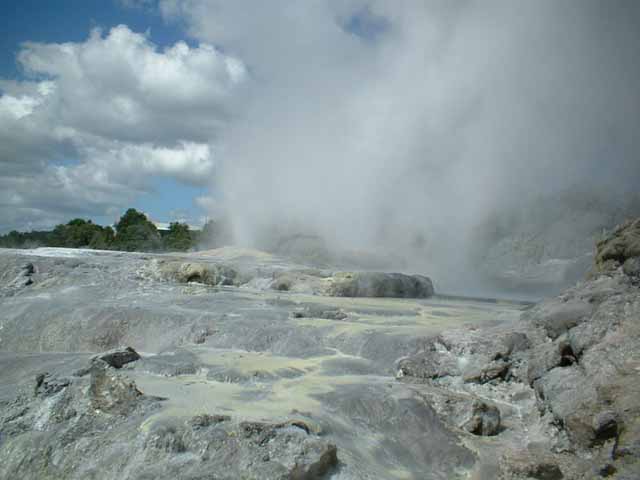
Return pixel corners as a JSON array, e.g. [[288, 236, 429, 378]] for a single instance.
[[168, 0, 640, 295], [2, 1, 639, 297]]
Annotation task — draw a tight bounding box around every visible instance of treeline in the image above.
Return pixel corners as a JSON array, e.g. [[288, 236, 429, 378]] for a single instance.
[[0, 209, 225, 252]]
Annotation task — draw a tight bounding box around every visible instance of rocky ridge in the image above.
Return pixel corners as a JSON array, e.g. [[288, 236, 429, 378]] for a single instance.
[[398, 218, 640, 478]]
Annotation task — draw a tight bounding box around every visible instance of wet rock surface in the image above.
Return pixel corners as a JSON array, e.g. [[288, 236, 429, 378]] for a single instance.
[[0, 246, 515, 479], [397, 220, 640, 478], [0, 354, 338, 480], [1, 221, 639, 479]]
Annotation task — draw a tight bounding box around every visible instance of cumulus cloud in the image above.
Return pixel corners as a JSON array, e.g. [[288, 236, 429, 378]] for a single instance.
[[0, 24, 245, 232], [17, 25, 245, 142]]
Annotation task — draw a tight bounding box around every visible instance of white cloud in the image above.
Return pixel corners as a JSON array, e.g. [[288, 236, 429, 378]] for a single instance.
[[0, 25, 245, 232], [16, 25, 245, 142], [3, 0, 640, 300], [0, 94, 42, 119], [84, 141, 215, 186]]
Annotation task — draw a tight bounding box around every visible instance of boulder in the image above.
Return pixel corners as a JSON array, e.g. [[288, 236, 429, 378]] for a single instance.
[[327, 271, 434, 298], [463, 400, 501, 436], [93, 346, 141, 369], [89, 360, 143, 414], [594, 218, 640, 273], [592, 411, 619, 444], [397, 338, 459, 380], [159, 261, 240, 286], [527, 297, 594, 339]]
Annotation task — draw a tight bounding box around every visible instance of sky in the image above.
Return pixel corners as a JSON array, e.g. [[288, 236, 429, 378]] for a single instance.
[[0, 0, 219, 230], [1, 1, 640, 285]]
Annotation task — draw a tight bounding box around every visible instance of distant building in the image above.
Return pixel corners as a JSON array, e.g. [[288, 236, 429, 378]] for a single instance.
[[152, 221, 202, 232]]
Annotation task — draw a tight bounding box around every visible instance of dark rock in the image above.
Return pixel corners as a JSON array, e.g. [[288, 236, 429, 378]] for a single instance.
[[598, 463, 617, 477], [592, 411, 619, 443], [34, 372, 70, 396], [463, 400, 501, 436], [526, 463, 564, 480], [292, 305, 348, 320], [500, 450, 565, 480], [89, 361, 143, 414], [93, 346, 141, 368]]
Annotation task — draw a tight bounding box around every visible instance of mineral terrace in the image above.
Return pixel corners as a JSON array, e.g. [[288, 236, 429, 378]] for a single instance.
[[0, 220, 639, 479]]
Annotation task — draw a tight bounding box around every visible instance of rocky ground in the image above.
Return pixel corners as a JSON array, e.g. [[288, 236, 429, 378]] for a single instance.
[[0, 219, 638, 479]]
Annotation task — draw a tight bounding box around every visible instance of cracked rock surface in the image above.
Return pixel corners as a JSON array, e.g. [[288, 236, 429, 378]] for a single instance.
[[1, 219, 639, 479]]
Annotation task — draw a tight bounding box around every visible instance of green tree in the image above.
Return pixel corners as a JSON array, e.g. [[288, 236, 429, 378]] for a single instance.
[[88, 226, 115, 249], [50, 219, 112, 248], [112, 209, 161, 251], [163, 222, 193, 251]]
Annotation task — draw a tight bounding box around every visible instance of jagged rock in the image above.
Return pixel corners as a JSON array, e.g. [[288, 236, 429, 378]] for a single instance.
[[22, 263, 35, 276], [534, 366, 599, 447], [289, 442, 338, 480], [397, 339, 459, 379], [89, 361, 143, 414], [526, 337, 578, 384], [463, 400, 501, 436], [93, 346, 141, 369], [464, 359, 511, 384], [34, 372, 70, 396], [595, 218, 640, 272], [526, 297, 594, 339], [236, 420, 338, 479]]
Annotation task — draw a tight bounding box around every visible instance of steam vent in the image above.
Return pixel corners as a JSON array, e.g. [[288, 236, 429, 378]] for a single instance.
[[1, 1, 640, 478]]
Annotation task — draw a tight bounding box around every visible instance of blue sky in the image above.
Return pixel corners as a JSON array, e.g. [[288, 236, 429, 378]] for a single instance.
[[1, 0, 184, 76], [2, 0, 638, 252], [0, 0, 394, 233], [0, 0, 208, 229]]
